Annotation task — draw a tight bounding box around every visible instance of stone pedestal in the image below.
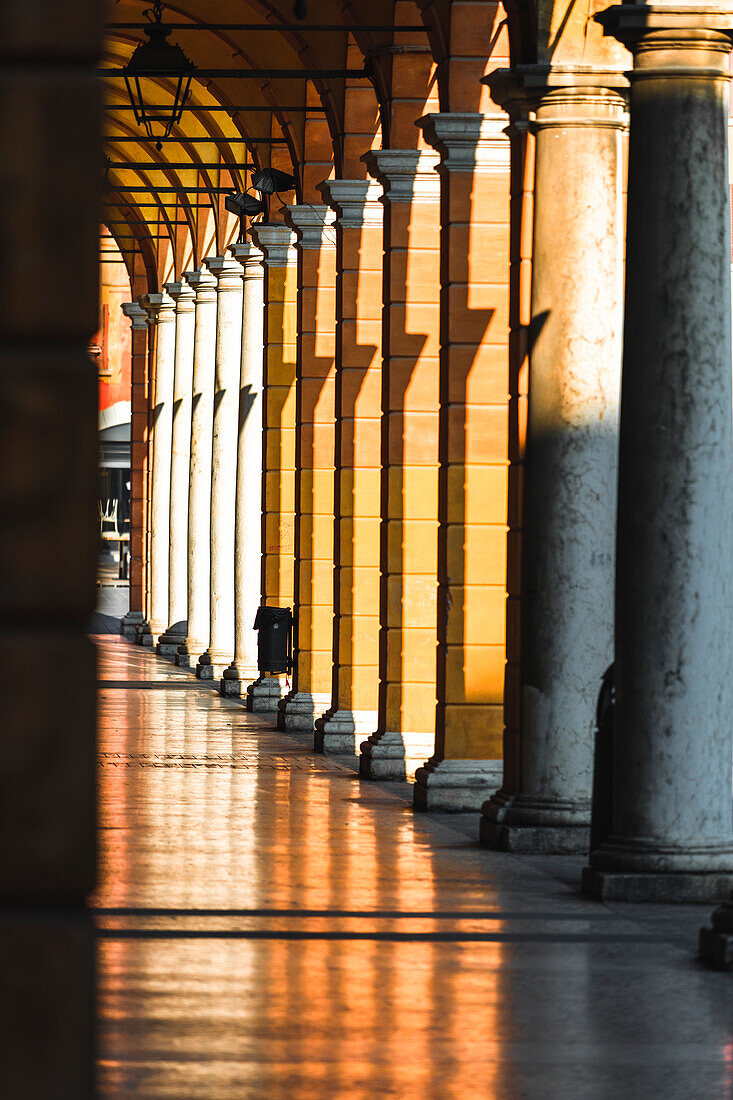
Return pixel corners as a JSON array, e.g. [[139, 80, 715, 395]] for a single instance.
[[221, 242, 265, 698], [279, 692, 333, 733], [414, 760, 504, 813], [357, 149, 441, 781], [196, 256, 243, 681], [246, 675, 290, 712], [699, 893, 733, 970], [315, 179, 384, 755], [176, 267, 217, 668], [121, 609, 145, 639], [583, 7, 733, 901], [142, 290, 176, 644], [480, 75, 627, 851]]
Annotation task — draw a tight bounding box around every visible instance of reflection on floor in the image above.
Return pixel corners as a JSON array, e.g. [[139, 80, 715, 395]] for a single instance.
[[92, 636, 733, 1099]]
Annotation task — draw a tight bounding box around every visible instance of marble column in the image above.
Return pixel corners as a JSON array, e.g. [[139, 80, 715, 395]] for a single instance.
[[245, 224, 298, 711], [476, 78, 627, 852], [221, 242, 266, 696], [314, 180, 384, 751], [157, 279, 196, 657], [121, 301, 150, 640], [196, 255, 244, 680], [278, 204, 337, 731], [175, 266, 217, 668], [583, 6, 733, 901], [412, 113, 511, 811], [358, 149, 441, 780], [140, 289, 176, 646]]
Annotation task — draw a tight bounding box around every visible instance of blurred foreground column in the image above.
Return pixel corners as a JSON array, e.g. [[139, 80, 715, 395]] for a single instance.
[[221, 243, 265, 696], [0, 2, 100, 1093], [585, 4, 733, 901]]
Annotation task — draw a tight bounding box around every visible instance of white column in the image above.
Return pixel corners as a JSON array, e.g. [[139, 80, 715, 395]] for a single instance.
[[585, 6, 733, 902], [197, 255, 244, 680], [140, 289, 176, 645], [120, 300, 150, 640], [175, 266, 217, 668], [157, 279, 196, 657], [480, 80, 627, 852], [221, 243, 266, 696]]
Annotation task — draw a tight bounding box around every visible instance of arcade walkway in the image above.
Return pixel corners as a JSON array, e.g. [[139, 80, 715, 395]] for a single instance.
[[92, 637, 733, 1099]]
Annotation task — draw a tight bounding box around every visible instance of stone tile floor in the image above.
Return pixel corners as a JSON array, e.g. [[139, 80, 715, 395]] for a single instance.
[[91, 635, 733, 1099]]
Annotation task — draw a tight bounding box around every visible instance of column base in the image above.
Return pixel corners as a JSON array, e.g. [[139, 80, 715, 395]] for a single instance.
[[314, 710, 378, 754], [157, 621, 187, 659], [699, 895, 733, 969], [479, 790, 591, 853], [196, 651, 232, 680], [359, 731, 435, 780], [121, 611, 145, 639], [136, 624, 154, 648], [582, 867, 733, 904], [277, 692, 332, 732], [413, 759, 503, 813], [246, 675, 289, 712], [220, 663, 259, 698]]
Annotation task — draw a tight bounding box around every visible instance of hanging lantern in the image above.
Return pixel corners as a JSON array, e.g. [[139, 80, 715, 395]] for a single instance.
[[123, 1, 193, 151]]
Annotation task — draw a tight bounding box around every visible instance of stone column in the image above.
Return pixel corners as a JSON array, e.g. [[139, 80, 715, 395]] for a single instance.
[[412, 113, 511, 811], [279, 204, 337, 731], [314, 180, 384, 752], [582, 7, 733, 902], [244, 224, 298, 711], [175, 266, 217, 668], [121, 301, 150, 639], [221, 243, 266, 696], [157, 279, 196, 657], [196, 255, 244, 680], [475, 78, 627, 852], [140, 289, 176, 646], [358, 149, 441, 780]]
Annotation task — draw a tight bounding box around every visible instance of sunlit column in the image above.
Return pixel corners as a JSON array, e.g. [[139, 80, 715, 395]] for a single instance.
[[196, 255, 244, 680], [585, 9, 733, 902], [245, 224, 298, 710], [157, 278, 196, 657], [480, 80, 627, 851], [278, 204, 337, 731], [139, 289, 176, 646], [221, 243, 266, 696], [314, 180, 384, 752], [121, 301, 150, 640], [411, 113, 511, 811], [176, 266, 217, 668], [358, 150, 441, 780]]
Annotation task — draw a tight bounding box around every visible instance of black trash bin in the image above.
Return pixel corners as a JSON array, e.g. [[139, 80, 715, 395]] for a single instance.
[[590, 663, 615, 853], [253, 606, 293, 674]]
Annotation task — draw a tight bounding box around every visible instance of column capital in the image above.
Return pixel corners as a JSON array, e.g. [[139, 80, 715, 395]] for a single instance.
[[282, 204, 337, 250], [317, 178, 384, 228], [143, 290, 176, 323], [361, 148, 441, 204], [184, 266, 218, 301], [205, 254, 244, 290], [417, 113, 511, 173], [229, 241, 265, 277], [596, 4, 733, 46], [121, 301, 149, 330], [164, 280, 196, 311], [247, 222, 298, 267]]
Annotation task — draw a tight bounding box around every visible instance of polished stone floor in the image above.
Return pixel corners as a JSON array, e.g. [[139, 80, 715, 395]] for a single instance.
[[91, 636, 733, 1099]]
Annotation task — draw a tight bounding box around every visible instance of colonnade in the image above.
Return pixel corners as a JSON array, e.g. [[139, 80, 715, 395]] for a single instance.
[[122, 1, 733, 907]]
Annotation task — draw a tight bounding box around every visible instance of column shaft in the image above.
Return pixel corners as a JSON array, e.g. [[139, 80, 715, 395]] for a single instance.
[[279, 205, 337, 730], [121, 302, 150, 639], [222, 243, 266, 696], [246, 224, 298, 710], [142, 290, 177, 644], [584, 15, 733, 901], [176, 267, 217, 667], [314, 181, 384, 752], [413, 113, 512, 811], [158, 279, 196, 656], [197, 255, 244, 680], [359, 150, 442, 780]]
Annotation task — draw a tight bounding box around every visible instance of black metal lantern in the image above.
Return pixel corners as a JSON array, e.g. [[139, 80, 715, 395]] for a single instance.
[[123, 1, 193, 151]]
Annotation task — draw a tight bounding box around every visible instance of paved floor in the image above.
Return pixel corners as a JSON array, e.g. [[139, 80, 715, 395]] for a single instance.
[[92, 636, 733, 1099]]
